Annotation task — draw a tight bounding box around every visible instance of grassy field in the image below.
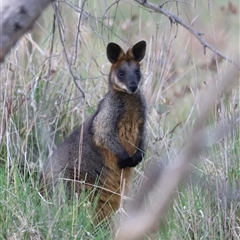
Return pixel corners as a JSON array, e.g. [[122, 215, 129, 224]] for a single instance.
[[0, 0, 239, 239]]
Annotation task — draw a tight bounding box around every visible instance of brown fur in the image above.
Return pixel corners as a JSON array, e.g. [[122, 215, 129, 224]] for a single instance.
[[40, 40, 147, 222]]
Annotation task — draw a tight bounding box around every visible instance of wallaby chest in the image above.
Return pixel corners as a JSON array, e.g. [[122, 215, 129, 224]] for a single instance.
[[117, 94, 145, 156]]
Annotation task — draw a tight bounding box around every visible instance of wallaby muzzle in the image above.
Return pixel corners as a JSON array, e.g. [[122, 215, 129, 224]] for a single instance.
[[128, 82, 139, 94]]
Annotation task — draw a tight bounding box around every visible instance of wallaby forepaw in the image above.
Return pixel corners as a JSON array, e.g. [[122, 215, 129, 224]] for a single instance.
[[117, 152, 131, 169], [128, 150, 143, 167]]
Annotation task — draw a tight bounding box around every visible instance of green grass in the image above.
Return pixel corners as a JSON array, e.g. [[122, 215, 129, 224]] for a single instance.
[[0, 0, 239, 239], [0, 165, 112, 239]]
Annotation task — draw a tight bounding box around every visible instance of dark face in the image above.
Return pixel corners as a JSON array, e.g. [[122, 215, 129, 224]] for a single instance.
[[111, 60, 142, 94]]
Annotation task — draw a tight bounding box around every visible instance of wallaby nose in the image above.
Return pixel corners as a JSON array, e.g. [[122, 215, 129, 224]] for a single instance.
[[128, 83, 138, 93]]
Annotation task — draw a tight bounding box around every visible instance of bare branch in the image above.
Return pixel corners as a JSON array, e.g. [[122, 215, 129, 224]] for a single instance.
[[0, 0, 54, 62], [134, 0, 239, 69]]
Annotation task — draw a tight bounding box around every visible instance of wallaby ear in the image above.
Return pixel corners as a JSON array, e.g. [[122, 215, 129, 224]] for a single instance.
[[128, 40, 146, 62], [107, 42, 124, 64]]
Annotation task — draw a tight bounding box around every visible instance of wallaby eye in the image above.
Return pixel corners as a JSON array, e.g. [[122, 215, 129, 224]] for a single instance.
[[135, 69, 141, 77], [118, 70, 124, 78]]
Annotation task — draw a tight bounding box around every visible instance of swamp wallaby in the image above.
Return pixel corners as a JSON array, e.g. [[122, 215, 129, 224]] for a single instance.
[[40, 40, 147, 221]]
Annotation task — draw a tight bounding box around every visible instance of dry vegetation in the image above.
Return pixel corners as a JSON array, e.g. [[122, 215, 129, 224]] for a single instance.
[[0, 0, 239, 239]]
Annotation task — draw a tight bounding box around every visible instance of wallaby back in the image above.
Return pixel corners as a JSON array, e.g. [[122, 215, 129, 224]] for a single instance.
[[40, 40, 147, 222]]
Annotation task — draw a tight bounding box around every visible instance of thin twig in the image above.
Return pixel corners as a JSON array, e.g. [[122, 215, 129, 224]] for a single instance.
[[48, 13, 56, 76], [71, 0, 87, 66], [134, 0, 239, 69], [153, 120, 182, 143], [52, 2, 85, 99]]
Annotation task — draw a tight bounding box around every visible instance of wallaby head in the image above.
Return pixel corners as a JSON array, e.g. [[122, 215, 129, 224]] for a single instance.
[[107, 40, 146, 94]]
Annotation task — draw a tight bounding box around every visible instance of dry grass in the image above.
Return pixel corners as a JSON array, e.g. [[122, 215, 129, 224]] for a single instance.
[[0, 0, 239, 239]]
